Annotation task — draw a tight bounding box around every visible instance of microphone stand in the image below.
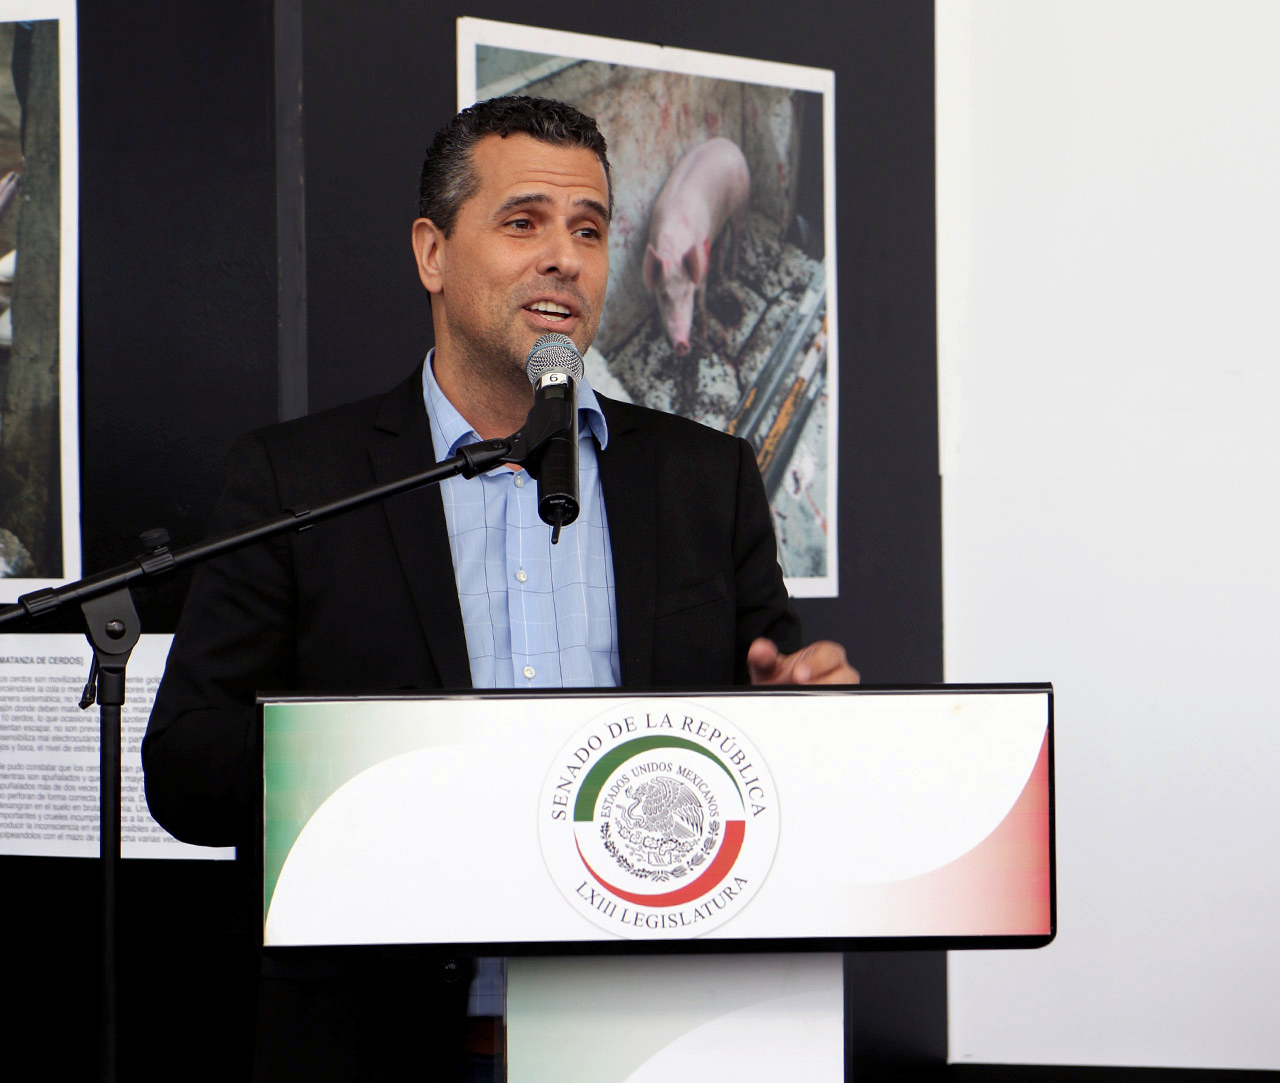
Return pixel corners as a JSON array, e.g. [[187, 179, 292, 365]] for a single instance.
[[0, 393, 574, 1083]]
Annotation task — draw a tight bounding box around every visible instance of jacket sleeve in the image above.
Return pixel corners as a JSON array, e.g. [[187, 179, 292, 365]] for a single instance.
[[729, 434, 803, 682], [142, 432, 297, 848]]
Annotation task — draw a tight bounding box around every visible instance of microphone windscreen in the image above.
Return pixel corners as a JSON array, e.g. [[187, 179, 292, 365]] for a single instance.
[[526, 333, 584, 384]]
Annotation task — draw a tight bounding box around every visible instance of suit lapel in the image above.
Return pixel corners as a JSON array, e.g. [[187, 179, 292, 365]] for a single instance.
[[597, 397, 657, 687], [368, 370, 473, 689]]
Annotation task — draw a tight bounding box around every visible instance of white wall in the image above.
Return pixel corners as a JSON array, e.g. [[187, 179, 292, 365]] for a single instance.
[[937, 0, 1280, 1071]]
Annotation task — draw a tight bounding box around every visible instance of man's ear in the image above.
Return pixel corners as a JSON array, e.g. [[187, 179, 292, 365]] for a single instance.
[[411, 218, 446, 294]]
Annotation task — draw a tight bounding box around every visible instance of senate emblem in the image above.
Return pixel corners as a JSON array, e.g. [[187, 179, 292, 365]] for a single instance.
[[539, 700, 779, 939]]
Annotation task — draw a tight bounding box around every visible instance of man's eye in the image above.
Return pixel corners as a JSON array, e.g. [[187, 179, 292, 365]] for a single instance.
[[508, 218, 533, 230], [577, 226, 602, 240]]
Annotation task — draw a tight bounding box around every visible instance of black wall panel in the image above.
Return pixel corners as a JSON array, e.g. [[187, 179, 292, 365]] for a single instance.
[[298, 0, 941, 678], [79, 1, 280, 629], [298, 2, 943, 1078]]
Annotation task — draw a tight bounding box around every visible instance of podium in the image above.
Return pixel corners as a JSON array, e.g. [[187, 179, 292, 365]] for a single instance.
[[258, 686, 1053, 1079]]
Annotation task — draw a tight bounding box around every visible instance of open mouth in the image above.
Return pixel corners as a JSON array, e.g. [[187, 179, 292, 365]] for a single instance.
[[525, 300, 573, 322]]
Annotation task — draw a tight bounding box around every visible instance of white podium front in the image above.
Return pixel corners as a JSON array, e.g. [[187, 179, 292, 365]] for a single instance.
[[259, 686, 1053, 951]]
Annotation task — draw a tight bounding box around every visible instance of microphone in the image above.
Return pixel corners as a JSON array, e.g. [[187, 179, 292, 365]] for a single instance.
[[524, 332, 583, 544]]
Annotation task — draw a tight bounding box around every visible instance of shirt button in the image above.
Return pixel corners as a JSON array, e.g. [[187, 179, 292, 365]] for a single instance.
[[514, 474, 525, 488], [515, 569, 528, 583], [522, 665, 536, 680]]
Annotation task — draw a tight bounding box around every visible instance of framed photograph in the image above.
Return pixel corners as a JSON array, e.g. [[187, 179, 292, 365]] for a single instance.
[[0, 0, 79, 599], [458, 19, 837, 596]]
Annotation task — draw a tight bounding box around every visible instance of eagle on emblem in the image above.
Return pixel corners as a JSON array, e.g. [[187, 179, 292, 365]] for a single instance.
[[623, 776, 705, 840]]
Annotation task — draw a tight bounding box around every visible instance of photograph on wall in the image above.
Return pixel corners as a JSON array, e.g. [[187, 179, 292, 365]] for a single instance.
[[458, 19, 838, 596], [0, 1, 79, 601]]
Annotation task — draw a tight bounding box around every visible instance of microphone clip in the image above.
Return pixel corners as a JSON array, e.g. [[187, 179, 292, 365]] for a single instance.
[[504, 390, 575, 474]]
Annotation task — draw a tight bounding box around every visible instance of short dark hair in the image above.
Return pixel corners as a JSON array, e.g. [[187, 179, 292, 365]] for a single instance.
[[417, 95, 612, 235]]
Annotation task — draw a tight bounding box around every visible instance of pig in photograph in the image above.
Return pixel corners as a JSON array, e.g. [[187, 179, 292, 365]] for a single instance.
[[642, 137, 751, 357]]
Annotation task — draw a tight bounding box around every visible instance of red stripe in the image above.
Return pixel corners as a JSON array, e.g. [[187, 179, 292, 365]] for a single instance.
[[578, 821, 746, 907]]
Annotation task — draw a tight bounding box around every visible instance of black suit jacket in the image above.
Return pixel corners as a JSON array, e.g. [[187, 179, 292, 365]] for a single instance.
[[144, 365, 800, 849]]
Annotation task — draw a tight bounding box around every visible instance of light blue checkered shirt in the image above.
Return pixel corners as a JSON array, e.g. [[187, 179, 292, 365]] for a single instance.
[[423, 354, 619, 1015], [422, 353, 620, 691]]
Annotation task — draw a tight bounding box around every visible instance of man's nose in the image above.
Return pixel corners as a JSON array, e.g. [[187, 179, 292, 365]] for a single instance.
[[536, 225, 581, 279]]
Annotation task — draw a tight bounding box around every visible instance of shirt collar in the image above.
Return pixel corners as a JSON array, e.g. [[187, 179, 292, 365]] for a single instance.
[[421, 348, 609, 460]]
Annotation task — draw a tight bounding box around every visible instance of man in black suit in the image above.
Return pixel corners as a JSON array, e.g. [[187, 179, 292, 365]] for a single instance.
[[144, 95, 855, 1080]]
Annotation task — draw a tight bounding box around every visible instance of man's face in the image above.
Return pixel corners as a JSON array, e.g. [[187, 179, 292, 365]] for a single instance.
[[414, 132, 611, 404]]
